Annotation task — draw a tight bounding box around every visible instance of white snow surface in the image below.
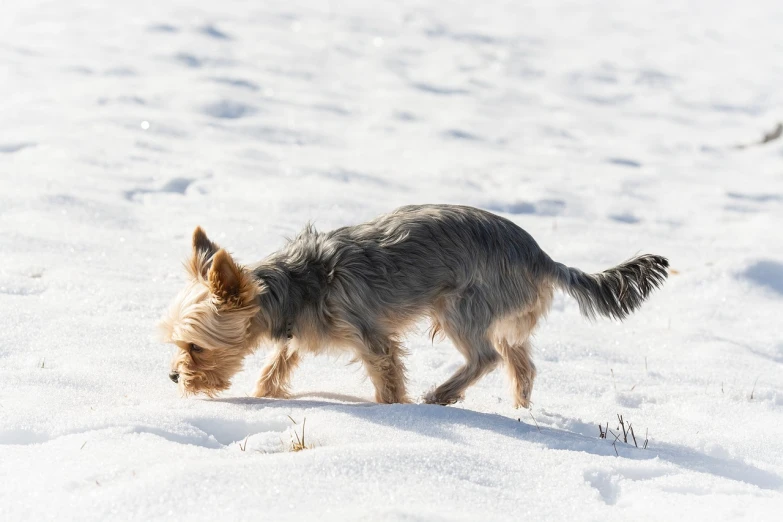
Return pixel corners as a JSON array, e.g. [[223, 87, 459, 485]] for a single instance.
[[2, 0, 783, 520]]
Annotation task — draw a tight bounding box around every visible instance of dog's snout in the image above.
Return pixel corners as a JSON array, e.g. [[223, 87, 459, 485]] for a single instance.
[[169, 372, 179, 383]]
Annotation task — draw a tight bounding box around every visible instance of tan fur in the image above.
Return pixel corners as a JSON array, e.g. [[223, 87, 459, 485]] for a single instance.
[[252, 344, 301, 399], [159, 231, 260, 397], [488, 284, 553, 408], [353, 336, 410, 404], [160, 229, 554, 404], [159, 206, 667, 406]]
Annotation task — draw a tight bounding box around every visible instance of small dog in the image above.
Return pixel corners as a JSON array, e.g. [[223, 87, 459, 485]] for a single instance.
[[160, 204, 668, 407]]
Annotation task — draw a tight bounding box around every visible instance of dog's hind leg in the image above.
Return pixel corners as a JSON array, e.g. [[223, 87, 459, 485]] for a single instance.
[[252, 344, 300, 398], [355, 335, 409, 404], [424, 332, 499, 405], [495, 338, 536, 408], [424, 297, 500, 405], [490, 288, 551, 408]]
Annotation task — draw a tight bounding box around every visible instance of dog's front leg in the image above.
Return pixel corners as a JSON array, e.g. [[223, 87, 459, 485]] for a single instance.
[[252, 344, 300, 399], [355, 337, 410, 404]]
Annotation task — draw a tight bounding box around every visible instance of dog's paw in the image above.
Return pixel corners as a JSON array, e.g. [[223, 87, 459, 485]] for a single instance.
[[251, 383, 290, 399], [422, 389, 463, 406]]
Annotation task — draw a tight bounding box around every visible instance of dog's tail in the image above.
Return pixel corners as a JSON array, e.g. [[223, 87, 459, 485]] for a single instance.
[[550, 254, 669, 320]]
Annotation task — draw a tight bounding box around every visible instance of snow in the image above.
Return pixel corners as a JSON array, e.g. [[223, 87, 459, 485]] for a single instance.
[[2, 0, 783, 519]]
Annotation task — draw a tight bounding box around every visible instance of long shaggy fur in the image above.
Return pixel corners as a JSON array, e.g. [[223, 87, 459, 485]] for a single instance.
[[552, 255, 669, 321], [160, 204, 669, 407]]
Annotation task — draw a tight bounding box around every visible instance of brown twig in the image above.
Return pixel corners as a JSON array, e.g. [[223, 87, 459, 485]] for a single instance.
[[599, 415, 648, 450], [750, 377, 760, 400], [736, 122, 783, 149], [617, 414, 628, 443], [761, 123, 783, 144], [238, 435, 249, 452], [290, 417, 312, 452], [528, 411, 541, 432]]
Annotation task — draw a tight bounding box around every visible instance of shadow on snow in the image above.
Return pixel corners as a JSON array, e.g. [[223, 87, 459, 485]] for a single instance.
[[211, 396, 782, 492]]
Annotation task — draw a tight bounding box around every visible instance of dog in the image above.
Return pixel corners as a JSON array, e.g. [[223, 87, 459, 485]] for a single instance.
[[160, 204, 668, 407]]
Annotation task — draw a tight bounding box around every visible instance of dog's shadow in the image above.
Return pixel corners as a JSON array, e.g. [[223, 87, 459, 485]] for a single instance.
[[210, 395, 782, 492]]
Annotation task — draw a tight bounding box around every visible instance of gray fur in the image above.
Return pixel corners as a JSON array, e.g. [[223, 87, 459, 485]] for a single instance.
[[252, 205, 552, 343], [238, 204, 669, 406], [552, 255, 669, 321]]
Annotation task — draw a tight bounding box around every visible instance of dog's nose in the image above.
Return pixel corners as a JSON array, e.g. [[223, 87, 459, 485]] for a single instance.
[[169, 372, 179, 383]]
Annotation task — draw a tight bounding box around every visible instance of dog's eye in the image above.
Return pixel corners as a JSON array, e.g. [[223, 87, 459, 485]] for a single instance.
[[190, 343, 204, 354]]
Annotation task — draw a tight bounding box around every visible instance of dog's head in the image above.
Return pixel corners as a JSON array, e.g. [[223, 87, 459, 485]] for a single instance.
[[159, 227, 260, 397]]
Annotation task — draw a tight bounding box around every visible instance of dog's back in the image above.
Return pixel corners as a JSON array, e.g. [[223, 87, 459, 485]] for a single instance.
[[318, 204, 553, 313]]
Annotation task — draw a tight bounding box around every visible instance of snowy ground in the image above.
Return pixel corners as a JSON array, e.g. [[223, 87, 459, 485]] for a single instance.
[[2, 0, 783, 520]]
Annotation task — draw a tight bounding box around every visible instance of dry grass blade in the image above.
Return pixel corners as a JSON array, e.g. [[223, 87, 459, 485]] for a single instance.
[[289, 417, 313, 452], [750, 377, 760, 400], [599, 414, 648, 452], [617, 414, 628, 443], [528, 410, 541, 432], [238, 435, 248, 452]]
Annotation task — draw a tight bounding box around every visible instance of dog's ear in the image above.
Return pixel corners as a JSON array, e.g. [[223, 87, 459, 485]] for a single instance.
[[208, 249, 251, 305], [193, 226, 218, 258], [187, 227, 219, 278]]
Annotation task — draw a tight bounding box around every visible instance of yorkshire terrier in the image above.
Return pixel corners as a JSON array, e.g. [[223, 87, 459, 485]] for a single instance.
[[160, 204, 668, 407]]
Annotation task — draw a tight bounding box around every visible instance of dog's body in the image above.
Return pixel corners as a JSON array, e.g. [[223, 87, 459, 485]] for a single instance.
[[161, 204, 668, 407]]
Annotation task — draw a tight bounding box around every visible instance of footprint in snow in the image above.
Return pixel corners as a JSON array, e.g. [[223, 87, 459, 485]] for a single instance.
[[0, 271, 47, 296], [739, 260, 783, 296], [606, 157, 642, 168], [0, 142, 36, 154], [609, 213, 641, 224], [148, 23, 179, 33], [124, 177, 206, 201], [726, 192, 782, 203], [210, 77, 260, 91], [584, 467, 671, 505], [485, 199, 566, 217], [198, 24, 231, 40], [202, 100, 257, 119]]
